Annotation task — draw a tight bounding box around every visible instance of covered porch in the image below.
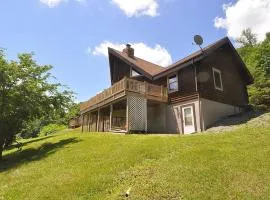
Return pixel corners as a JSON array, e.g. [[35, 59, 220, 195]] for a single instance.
[[80, 77, 168, 133], [82, 99, 127, 133]]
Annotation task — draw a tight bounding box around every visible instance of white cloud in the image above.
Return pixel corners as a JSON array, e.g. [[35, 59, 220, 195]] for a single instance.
[[214, 0, 270, 41], [40, 0, 65, 7], [40, 0, 85, 7], [111, 0, 159, 17], [91, 41, 172, 67]]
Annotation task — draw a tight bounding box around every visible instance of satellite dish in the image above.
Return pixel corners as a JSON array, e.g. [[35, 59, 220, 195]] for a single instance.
[[194, 35, 203, 46]]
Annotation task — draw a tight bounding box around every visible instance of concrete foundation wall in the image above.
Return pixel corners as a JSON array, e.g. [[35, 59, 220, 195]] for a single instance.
[[165, 99, 201, 134], [165, 105, 178, 133], [200, 98, 242, 130], [147, 103, 166, 133]]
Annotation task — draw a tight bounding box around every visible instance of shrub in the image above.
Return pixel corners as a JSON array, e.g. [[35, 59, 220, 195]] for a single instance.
[[19, 119, 43, 138], [40, 124, 66, 136]]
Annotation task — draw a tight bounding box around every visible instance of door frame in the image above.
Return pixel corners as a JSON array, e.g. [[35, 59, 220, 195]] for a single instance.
[[180, 103, 197, 134]]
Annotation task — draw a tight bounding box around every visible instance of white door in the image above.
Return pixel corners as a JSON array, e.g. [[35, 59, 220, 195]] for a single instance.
[[182, 106, 195, 134]]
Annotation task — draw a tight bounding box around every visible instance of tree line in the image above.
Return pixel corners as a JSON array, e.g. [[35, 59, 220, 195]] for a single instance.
[[236, 29, 270, 110]]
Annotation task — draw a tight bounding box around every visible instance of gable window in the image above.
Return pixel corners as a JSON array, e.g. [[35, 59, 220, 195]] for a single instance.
[[212, 67, 223, 91], [131, 69, 141, 77], [168, 74, 178, 92]]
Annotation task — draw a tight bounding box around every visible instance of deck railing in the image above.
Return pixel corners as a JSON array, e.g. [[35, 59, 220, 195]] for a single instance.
[[80, 77, 168, 112]]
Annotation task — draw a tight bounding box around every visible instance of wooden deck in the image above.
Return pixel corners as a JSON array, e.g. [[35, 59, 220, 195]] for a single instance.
[[80, 77, 168, 113]]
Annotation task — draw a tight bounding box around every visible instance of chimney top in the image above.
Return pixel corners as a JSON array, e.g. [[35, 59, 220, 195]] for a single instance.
[[123, 43, 134, 58]]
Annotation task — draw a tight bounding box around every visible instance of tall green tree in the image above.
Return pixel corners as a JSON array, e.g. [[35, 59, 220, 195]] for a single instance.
[[236, 28, 257, 47], [65, 103, 80, 122], [0, 51, 74, 160], [238, 32, 270, 110]]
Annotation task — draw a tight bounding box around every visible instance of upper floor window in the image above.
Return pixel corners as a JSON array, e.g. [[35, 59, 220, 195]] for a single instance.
[[212, 67, 223, 91], [168, 74, 178, 93]]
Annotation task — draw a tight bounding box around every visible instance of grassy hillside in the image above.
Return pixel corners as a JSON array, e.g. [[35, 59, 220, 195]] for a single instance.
[[1, 117, 270, 199]]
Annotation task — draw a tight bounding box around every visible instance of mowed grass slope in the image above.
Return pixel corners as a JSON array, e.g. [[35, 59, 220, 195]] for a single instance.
[[1, 125, 270, 199]]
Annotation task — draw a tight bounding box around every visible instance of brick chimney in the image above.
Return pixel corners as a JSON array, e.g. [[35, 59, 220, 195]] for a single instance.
[[123, 44, 134, 58]]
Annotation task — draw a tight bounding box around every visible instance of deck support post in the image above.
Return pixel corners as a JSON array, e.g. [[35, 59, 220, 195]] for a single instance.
[[109, 104, 113, 131], [87, 112, 90, 132], [81, 114, 84, 132], [97, 109, 100, 132], [163, 104, 166, 132], [145, 99, 148, 133], [126, 97, 129, 133], [88, 112, 92, 132]]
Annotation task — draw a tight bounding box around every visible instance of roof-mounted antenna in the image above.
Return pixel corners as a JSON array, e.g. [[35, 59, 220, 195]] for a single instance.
[[194, 35, 204, 50]]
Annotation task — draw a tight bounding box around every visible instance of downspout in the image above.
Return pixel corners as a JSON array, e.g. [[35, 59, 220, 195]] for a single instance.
[[192, 58, 203, 132], [193, 58, 198, 92]]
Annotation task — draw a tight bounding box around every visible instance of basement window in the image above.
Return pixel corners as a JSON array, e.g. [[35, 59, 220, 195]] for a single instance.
[[213, 67, 223, 91], [168, 74, 178, 93]]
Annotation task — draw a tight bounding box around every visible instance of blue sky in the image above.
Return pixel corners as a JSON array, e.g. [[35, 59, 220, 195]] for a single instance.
[[0, 0, 269, 102]]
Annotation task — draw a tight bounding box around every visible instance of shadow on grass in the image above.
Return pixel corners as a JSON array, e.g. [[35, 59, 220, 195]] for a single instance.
[[21, 135, 56, 146], [0, 137, 81, 172], [209, 111, 266, 128], [5, 135, 56, 151]]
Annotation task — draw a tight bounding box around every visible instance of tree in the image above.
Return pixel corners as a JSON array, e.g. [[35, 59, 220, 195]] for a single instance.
[[0, 51, 74, 160], [64, 103, 80, 123], [238, 32, 270, 110], [236, 28, 257, 47]]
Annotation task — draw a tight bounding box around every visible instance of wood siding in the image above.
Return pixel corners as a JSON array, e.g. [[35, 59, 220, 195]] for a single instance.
[[154, 65, 198, 104], [110, 57, 131, 84], [107, 42, 249, 110], [197, 44, 248, 106]]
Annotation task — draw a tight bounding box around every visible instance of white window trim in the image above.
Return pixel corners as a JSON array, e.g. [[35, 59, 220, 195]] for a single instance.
[[212, 67, 223, 91], [167, 73, 178, 93]]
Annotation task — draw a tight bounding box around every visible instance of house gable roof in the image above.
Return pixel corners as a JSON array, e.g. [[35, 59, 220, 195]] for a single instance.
[[153, 37, 253, 84], [108, 37, 253, 84], [108, 48, 164, 80], [154, 37, 230, 77]]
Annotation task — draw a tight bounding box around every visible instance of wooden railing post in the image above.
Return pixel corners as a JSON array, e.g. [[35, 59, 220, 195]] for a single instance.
[[144, 81, 147, 95], [124, 76, 128, 91]]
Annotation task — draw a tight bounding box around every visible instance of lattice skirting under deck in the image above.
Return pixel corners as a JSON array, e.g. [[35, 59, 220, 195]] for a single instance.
[[127, 95, 147, 132]]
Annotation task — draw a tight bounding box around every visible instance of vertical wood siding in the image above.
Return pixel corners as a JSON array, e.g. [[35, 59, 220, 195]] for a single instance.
[[197, 44, 249, 106]]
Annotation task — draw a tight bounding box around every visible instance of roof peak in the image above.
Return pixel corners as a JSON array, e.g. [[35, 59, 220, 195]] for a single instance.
[[108, 36, 231, 78]]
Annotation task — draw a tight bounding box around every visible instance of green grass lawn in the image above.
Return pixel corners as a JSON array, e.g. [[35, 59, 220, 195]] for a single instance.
[[1, 125, 270, 200]]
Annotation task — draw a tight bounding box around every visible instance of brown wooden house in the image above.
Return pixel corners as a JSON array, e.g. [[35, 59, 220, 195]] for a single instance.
[[80, 37, 253, 134]]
